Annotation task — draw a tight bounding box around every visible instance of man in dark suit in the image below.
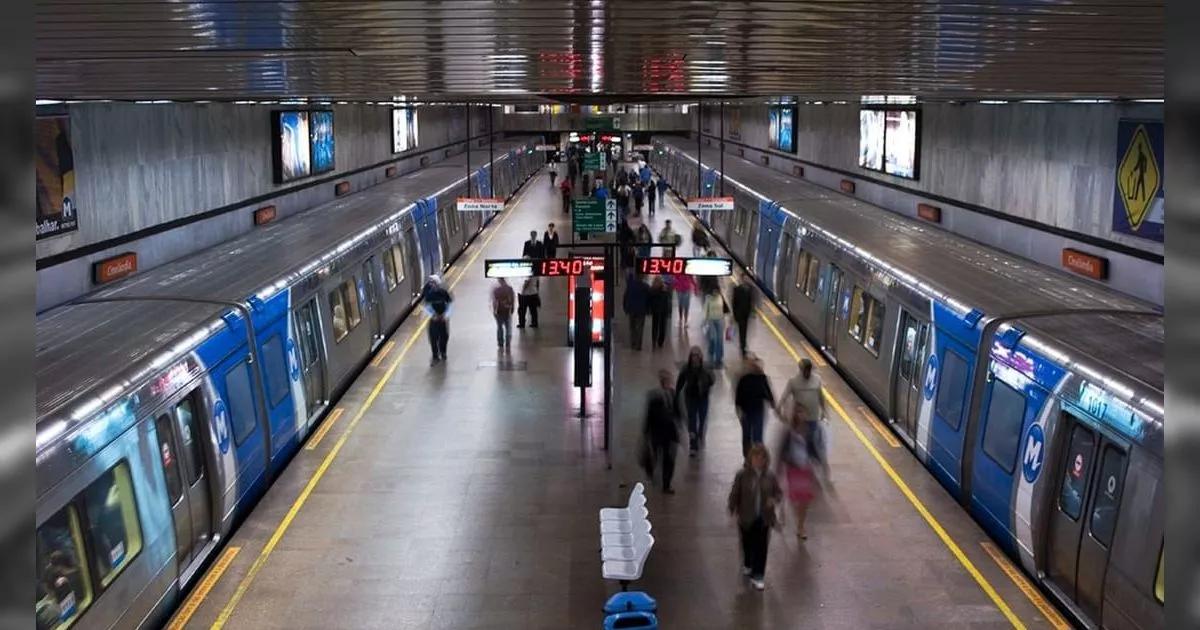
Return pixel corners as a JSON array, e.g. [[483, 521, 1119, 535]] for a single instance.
[[522, 230, 544, 258]]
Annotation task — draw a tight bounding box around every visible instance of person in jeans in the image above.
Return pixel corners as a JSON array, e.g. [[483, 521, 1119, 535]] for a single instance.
[[735, 354, 776, 457], [644, 369, 682, 494], [491, 278, 516, 351], [675, 346, 714, 455], [777, 358, 831, 481], [672, 271, 696, 326], [422, 275, 453, 365], [702, 287, 727, 367], [728, 443, 782, 590]]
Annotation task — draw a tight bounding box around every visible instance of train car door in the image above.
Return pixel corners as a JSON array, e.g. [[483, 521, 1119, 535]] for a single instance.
[[153, 413, 194, 571], [891, 311, 929, 442], [926, 335, 976, 494], [293, 299, 327, 421], [822, 264, 845, 360], [1046, 414, 1128, 623], [776, 232, 796, 306], [170, 393, 214, 567], [403, 226, 421, 297], [361, 256, 384, 349]]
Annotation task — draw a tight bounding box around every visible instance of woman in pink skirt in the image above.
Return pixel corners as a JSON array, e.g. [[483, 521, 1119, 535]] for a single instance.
[[781, 402, 818, 540]]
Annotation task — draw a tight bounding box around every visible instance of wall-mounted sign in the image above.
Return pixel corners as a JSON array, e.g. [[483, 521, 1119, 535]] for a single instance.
[[253, 205, 277, 226], [583, 117, 619, 131], [334, 181, 351, 196], [35, 116, 79, 240], [93, 252, 137, 285], [917, 203, 942, 223], [456, 197, 505, 212], [572, 197, 617, 233], [1112, 120, 1164, 242], [840, 179, 856, 194], [385, 166, 398, 178], [636, 257, 733, 276], [632, 144, 654, 151], [793, 165, 805, 177], [1061, 248, 1109, 280], [535, 144, 558, 151], [687, 197, 735, 212]]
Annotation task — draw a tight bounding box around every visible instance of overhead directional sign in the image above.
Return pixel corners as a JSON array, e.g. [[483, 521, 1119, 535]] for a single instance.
[[573, 197, 617, 234], [1112, 120, 1164, 242], [632, 144, 654, 151], [583, 151, 607, 171], [535, 144, 558, 151], [583, 117, 619, 131], [457, 197, 505, 212], [687, 197, 736, 212]]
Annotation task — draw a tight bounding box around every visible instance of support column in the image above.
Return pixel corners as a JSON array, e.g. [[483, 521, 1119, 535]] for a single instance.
[[488, 104, 495, 193], [697, 101, 703, 198], [720, 101, 725, 196], [465, 102, 472, 196]]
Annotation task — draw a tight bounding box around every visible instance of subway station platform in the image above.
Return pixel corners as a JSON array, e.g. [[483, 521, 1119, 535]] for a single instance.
[[169, 167, 1069, 630]]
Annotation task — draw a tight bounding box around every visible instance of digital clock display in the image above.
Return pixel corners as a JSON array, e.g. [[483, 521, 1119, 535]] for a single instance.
[[484, 257, 603, 278], [538, 258, 588, 277], [636, 257, 733, 277]]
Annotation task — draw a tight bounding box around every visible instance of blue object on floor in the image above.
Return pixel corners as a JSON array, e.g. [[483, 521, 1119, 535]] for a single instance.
[[603, 591, 657, 615], [603, 611, 658, 629]]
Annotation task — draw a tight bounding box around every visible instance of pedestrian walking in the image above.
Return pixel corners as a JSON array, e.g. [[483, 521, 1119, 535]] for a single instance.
[[633, 181, 645, 214], [549, 166, 557, 188], [543, 223, 560, 258], [672, 271, 696, 325], [636, 224, 653, 258], [641, 369, 683, 494], [560, 178, 572, 214], [692, 225, 710, 257], [522, 230, 544, 259], [778, 402, 818, 540], [649, 276, 671, 349], [491, 278, 516, 351], [731, 277, 755, 357], [734, 354, 776, 457], [517, 270, 540, 329], [646, 180, 657, 216], [702, 287, 728, 367], [422, 275, 454, 365], [623, 270, 650, 351], [727, 443, 783, 591], [657, 177, 668, 205], [778, 358, 831, 481], [675, 347, 714, 454], [658, 219, 681, 256]]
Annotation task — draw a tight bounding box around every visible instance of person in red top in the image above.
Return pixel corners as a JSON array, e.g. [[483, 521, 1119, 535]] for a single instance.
[[559, 177, 572, 214], [672, 272, 697, 326]]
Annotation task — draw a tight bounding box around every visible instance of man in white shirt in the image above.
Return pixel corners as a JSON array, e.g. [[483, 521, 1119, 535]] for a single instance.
[[778, 359, 830, 480]]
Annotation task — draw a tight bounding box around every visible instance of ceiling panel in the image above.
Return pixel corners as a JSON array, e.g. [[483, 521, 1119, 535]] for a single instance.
[[35, 0, 1164, 102]]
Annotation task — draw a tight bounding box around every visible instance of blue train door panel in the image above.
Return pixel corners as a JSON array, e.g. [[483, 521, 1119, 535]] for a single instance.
[[755, 200, 781, 296], [968, 369, 1047, 551], [416, 198, 442, 274], [255, 316, 301, 469], [926, 334, 976, 495], [212, 344, 268, 505]]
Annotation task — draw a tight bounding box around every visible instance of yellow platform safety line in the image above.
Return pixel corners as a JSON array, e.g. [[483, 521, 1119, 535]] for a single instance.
[[369, 340, 396, 367], [165, 546, 240, 630], [858, 405, 901, 449], [303, 406, 343, 451], [982, 542, 1071, 630], [210, 181, 523, 630]]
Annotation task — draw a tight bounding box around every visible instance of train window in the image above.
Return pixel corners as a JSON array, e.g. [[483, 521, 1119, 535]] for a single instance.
[[153, 415, 183, 503], [261, 335, 289, 407], [391, 244, 406, 285], [935, 349, 970, 431], [899, 319, 918, 380], [804, 256, 820, 300], [36, 505, 93, 630], [794, 251, 808, 289], [1088, 445, 1126, 547], [328, 289, 349, 342], [175, 396, 205, 483], [224, 361, 258, 447], [847, 286, 867, 341], [864, 297, 885, 355], [382, 247, 399, 291], [981, 379, 1026, 474], [1058, 424, 1096, 521], [342, 280, 362, 330], [1154, 545, 1164, 603], [80, 462, 143, 588]]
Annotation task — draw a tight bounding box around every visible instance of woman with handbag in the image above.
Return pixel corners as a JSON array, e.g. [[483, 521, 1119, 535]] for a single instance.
[[780, 402, 819, 540], [727, 443, 783, 591]]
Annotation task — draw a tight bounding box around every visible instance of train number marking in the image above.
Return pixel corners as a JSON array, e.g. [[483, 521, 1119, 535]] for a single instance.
[[1022, 423, 1045, 483]]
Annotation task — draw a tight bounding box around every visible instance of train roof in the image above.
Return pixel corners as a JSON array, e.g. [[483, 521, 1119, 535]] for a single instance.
[[36, 138, 533, 427], [655, 137, 1163, 427]]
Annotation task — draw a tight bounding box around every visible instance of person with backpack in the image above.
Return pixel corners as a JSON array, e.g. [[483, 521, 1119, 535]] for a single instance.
[[491, 278, 516, 351], [422, 275, 453, 365], [727, 443, 783, 591], [675, 346, 715, 455], [692, 225, 710, 257]]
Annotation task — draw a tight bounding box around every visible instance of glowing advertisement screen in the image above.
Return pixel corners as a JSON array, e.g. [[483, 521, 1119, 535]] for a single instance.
[[776, 107, 795, 153], [276, 111, 311, 182], [858, 109, 885, 171], [884, 110, 918, 178], [768, 108, 780, 150], [392, 107, 420, 154], [309, 110, 335, 174]]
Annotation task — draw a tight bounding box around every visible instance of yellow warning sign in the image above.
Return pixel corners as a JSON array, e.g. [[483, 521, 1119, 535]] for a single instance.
[[1116, 124, 1160, 231]]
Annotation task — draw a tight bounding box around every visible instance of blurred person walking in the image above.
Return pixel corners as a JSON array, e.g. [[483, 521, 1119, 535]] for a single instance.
[[734, 354, 776, 457], [675, 346, 714, 455], [727, 443, 783, 590]]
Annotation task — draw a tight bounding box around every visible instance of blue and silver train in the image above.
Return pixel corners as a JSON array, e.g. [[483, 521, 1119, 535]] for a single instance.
[[34, 138, 542, 629], [651, 136, 1164, 630]]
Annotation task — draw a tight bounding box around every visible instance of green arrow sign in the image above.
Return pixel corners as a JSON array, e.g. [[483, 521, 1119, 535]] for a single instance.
[[573, 198, 610, 234], [583, 117, 618, 131], [583, 152, 607, 171]]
